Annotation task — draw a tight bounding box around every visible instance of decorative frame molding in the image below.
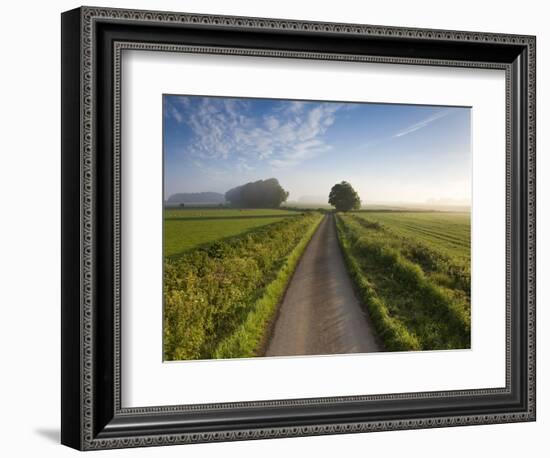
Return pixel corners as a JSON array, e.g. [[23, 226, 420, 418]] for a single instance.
[[61, 6, 536, 450]]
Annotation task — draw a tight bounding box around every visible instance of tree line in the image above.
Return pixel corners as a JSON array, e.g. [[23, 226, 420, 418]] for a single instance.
[[218, 177, 362, 211]]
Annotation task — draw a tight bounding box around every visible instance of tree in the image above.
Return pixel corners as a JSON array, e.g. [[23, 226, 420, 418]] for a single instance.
[[328, 181, 361, 212], [225, 178, 289, 208]]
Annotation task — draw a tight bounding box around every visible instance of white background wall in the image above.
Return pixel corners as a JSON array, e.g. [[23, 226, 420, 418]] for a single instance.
[[0, 0, 546, 456]]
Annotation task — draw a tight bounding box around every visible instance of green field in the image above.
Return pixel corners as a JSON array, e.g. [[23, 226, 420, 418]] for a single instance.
[[353, 211, 470, 261], [163, 210, 322, 360], [164, 206, 472, 358], [164, 208, 302, 257], [164, 208, 301, 218], [336, 211, 471, 351]]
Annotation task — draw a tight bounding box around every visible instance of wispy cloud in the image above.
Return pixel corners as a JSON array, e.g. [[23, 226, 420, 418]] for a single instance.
[[165, 101, 184, 123], [394, 109, 451, 138], [166, 96, 342, 170]]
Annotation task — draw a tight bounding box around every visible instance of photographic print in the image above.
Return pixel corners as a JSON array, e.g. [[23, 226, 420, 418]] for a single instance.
[[61, 9, 536, 448], [162, 95, 471, 361]]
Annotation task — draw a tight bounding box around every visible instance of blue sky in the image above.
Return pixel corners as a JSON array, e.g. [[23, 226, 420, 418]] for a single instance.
[[163, 95, 471, 205]]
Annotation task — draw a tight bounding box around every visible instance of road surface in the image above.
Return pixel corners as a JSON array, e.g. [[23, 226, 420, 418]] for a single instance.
[[265, 213, 382, 357]]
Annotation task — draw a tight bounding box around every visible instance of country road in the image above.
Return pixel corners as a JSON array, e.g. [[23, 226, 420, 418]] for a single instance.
[[265, 213, 382, 357]]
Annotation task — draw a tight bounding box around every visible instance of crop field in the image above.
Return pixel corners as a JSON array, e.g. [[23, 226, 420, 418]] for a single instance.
[[163, 211, 323, 360], [164, 208, 301, 218], [353, 211, 470, 261], [336, 211, 471, 351], [164, 208, 301, 257]]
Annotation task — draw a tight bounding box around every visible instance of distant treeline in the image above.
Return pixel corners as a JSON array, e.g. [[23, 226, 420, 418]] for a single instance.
[[225, 178, 289, 209], [166, 192, 225, 204], [167, 178, 290, 209]]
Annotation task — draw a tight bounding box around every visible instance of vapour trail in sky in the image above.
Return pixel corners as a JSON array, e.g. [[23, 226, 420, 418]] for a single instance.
[[164, 95, 471, 205]]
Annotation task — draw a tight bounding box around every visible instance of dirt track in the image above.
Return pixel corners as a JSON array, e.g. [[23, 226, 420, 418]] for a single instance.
[[265, 213, 382, 357]]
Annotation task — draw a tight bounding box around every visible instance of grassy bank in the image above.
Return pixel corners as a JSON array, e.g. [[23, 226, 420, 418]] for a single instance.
[[163, 212, 323, 360], [336, 213, 470, 351], [213, 214, 323, 358], [353, 211, 470, 262]]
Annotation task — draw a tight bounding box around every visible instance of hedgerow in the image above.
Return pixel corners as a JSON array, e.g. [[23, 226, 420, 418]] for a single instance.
[[163, 212, 323, 360], [336, 214, 470, 351]]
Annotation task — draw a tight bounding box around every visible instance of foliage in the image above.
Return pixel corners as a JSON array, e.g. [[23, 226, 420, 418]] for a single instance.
[[163, 212, 322, 360], [328, 181, 361, 212], [336, 212, 470, 351], [225, 178, 289, 208], [213, 215, 322, 358]]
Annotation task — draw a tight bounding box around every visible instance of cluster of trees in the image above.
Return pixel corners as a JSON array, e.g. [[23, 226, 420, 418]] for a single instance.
[[225, 178, 289, 208], [171, 178, 362, 211]]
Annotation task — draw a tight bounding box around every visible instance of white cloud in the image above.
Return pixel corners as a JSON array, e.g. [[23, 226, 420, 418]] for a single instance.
[[264, 116, 279, 130], [175, 96, 342, 169], [165, 102, 183, 123], [394, 109, 451, 138]]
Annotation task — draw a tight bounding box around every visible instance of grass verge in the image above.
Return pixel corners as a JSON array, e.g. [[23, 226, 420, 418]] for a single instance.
[[163, 212, 323, 360], [336, 214, 470, 351], [336, 216, 421, 351], [213, 215, 324, 358]]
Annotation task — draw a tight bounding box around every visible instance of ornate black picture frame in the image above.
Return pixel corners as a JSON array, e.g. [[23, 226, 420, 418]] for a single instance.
[[61, 6, 536, 450]]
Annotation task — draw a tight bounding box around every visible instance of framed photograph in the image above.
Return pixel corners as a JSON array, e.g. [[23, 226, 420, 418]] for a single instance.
[[61, 6, 536, 450]]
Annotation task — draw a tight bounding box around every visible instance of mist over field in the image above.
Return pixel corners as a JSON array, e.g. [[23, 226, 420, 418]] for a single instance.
[[163, 95, 471, 209], [162, 95, 473, 360]]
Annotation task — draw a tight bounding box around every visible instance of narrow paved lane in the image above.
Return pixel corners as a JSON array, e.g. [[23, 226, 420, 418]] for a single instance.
[[265, 213, 382, 357]]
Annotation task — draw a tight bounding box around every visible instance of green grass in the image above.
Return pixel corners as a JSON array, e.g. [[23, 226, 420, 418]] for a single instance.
[[352, 211, 470, 261], [336, 212, 470, 351], [164, 218, 285, 257], [164, 208, 303, 257], [164, 208, 301, 218], [163, 212, 323, 360], [213, 215, 323, 358]]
